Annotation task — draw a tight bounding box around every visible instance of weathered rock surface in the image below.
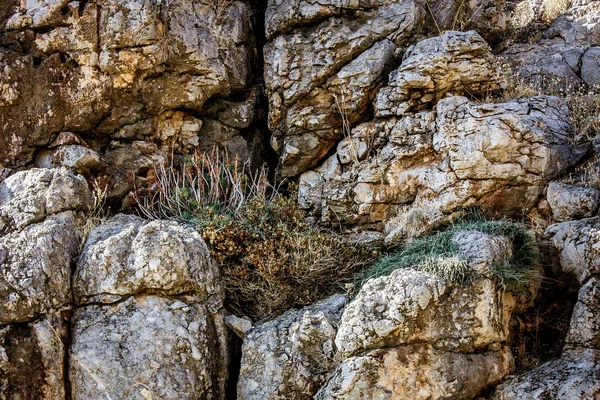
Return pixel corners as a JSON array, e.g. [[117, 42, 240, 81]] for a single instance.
[[375, 30, 503, 116], [0, 0, 263, 206], [73, 214, 222, 305], [546, 217, 600, 284], [547, 181, 600, 222], [565, 277, 600, 349], [316, 344, 514, 400], [300, 96, 585, 226], [238, 294, 346, 400], [0, 168, 92, 233], [0, 316, 68, 400], [336, 269, 515, 357], [312, 228, 526, 400], [70, 296, 228, 400], [492, 349, 600, 400], [265, 0, 425, 176], [0, 212, 80, 324]]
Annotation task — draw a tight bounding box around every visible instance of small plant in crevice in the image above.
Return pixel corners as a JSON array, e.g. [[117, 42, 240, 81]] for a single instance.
[[135, 149, 376, 320], [78, 179, 109, 253], [356, 215, 541, 293]]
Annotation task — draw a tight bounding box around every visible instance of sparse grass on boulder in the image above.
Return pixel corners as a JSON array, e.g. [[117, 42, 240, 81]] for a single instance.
[[357, 216, 541, 292], [136, 149, 375, 319]]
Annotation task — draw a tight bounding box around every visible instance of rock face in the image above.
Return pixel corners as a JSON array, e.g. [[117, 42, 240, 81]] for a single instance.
[[265, 0, 426, 176], [73, 214, 222, 305], [313, 228, 523, 400], [0, 168, 92, 233], [375, 30, 504, 117], [0, 168, 89, 399], [300, 95, 585, 226], [546, 217, 600, 284], [70, 214, 229, 400], [0, 316, 68, 400], [546, 181, 600, 222], [237, 294, 346, 400], [70, 296, 227, 400], [0, 0, 263, 205]]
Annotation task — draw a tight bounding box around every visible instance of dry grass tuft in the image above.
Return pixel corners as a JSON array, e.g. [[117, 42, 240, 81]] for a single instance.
[[135, 150, 375, 319], [384, 197, 448, 246]]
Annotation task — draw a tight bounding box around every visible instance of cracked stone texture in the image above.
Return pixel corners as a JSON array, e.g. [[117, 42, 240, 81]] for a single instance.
[[265, 0, 425, 176], [500, 0, 600, 89], [73, 214, 223, 306], [237, 294, 346, 400], [546, 217, 600, 284], [0, 168, 92, 234], [547, 181, 600, 222], [299, 95, 585, 226], [0, 0, 262, 205], [492, 349, 600, 400], [335, 268, 517, 358], [565, 277, 600, 350], [0, 316, 68, 400], [315, 344, 514, 400], [0, 212, 80, 324], [374, 30, 504, 117], [70, 295, 229, 400]]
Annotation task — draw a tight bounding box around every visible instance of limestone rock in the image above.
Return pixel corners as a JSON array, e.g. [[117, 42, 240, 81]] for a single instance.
[[73, 214, 222, 306], [547, 181, 600, 222], [70, 295, 228, 400], [0, 168, 92, 233], [546, 217, 600, 284], [335, 269, 515, 357], [581, 46, 600, 86], [315, 344, 514, 400], [492, 349, 600, 400], [265, 0, 425, 176], [0, 212, 80, 324], [300, 96, 585, 226], [565, 277, 600, 349], [237, 294, 346, 400], [375, 30, 504, 117], [452, 230, 514, 277], [0, 316, 67, 400]]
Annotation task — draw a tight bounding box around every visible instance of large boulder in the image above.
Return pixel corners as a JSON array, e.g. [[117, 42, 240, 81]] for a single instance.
[[70, 296, 228, 400], [315, 344, 513, 400], [565, 277, 600, 350], [314, 228, 528, 400], [300, 96, 586, 226], [237, 294, 346, 400], [70, 214, 229, 400], [546, 181, 600, 222], [73, 214, 222, 305]]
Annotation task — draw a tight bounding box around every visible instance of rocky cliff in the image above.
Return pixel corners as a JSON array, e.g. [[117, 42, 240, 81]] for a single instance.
[[1, 0, 600, 399]]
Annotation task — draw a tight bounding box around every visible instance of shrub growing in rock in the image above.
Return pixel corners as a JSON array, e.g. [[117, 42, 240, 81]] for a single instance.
[[358, 216, 541, 292], [136, 150, 374, 319]]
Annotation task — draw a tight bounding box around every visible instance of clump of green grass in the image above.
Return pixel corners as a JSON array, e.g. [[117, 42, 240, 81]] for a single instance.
[[356, 216, 540, 292]]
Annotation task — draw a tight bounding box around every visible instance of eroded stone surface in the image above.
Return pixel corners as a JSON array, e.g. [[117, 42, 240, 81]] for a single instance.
[[375, 30, 503, 117], [0, 212, 80, 324], [70, 296, 228, 400], [316, 344, 514, 400], [546, 217, 600, 284], [0, 316, 67, 400], [565, 277, 600, 349], [492, 349, 600, 400], [300, 96, 585, 226], [0, 168, 92, 233], [238, 294, 346, 400], [73, 214, 222, 306], [547, 181, 600, 222]]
